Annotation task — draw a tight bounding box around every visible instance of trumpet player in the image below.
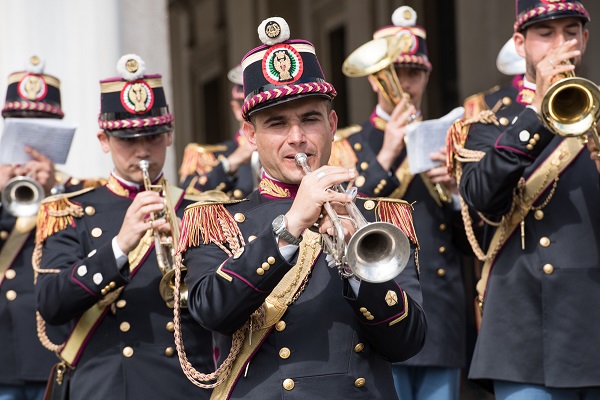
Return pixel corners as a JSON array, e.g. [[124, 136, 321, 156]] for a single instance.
[[335, 7, 470, 400], [447, 1, 600, 398], [34, 54, 213, 400], [178, 16, 426, 399], [0, 56, 105, 400]]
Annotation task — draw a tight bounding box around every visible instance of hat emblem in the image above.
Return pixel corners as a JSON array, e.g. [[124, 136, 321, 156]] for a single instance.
[[121, 80, 154, 114], [125, 58, 140, 73], [17, 74, 48, 101], [396, 29, 418, 55], [264, 20, 281, 39], [262, 44, 304, 85]]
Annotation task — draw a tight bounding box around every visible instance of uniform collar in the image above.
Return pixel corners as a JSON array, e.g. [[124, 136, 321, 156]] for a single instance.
[[516, 78, 536, 106], [258, 172, 298, 199], [106, 170, 164, 199]]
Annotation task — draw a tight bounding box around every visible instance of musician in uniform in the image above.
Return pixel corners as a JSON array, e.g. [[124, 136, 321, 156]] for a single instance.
[[334, 7, 469, 399], [179, 65, 257, 200], [0, 56, 104, 400], [178, 17, 426, 399], [34, 54, 213, 399], [447, 1, 600, 398]]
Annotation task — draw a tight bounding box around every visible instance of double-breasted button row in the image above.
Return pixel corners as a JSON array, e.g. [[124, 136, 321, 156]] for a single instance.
[[5, 269, 16, 280]]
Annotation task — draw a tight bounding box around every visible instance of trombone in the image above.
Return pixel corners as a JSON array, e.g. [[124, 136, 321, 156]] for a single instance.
[[295, 153, 410, 283]]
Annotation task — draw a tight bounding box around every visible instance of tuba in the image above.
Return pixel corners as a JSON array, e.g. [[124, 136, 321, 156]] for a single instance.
[[541, 60, 600, 148], [295, 153, 410, 283], [139, 160, 188, 308], [1, 176, 45, 217]]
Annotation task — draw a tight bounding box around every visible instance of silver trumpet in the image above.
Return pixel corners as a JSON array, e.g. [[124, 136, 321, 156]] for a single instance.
[[295, 153, 410, 283], [1, 176, 45, 217]]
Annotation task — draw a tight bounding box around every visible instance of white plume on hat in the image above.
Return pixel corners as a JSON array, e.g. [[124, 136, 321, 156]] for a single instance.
[[392, 6, 417, 27], [25, 55, 45, 74], [227, 64, 243, 85], [496, 38, 526, 76], [117, 54, 146, 81], [258, 17, 290, 46]]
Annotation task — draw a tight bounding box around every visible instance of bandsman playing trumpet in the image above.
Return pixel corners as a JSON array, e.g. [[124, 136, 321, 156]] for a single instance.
[[0, 56, 105, 400], [177, 17, 426, 400], [335, 7, 470, 400], [447, 0, 600, 398], [34, 54, 213, 400]]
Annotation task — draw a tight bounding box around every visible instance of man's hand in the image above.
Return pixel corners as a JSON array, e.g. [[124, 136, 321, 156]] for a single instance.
[[377, 97, 416, 171], [227, 140, 254, 175], [424, 147, 458, 194], [586, 132, 600, 174], [0, 164, 17, 191], [116, 191, 167, 254], [14, 147, 56, 194]]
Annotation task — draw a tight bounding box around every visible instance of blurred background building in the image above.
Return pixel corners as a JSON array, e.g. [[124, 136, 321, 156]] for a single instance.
[[0, 0, 598, 182]]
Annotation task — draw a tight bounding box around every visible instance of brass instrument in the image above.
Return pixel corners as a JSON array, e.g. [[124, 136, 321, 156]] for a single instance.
[[139, 160, 188, 308], [295, 153, 410, 283], [541, 60, 600, 148], [1, 176, 45, 217]]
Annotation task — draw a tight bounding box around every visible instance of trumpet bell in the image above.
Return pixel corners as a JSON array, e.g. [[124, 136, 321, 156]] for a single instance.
[[541, 76, 600, 137], [346, 221, 410, 283], [160, 267, 188, 309], [342, 36, 402, 78], [1, 176, 45, 217]]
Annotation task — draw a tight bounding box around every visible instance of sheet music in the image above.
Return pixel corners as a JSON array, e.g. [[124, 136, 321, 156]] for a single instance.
[[0, 118, 77, 165], [405, 107, 464, 175]]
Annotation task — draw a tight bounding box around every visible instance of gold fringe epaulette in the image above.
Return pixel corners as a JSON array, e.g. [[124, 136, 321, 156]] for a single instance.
[[368, 197, 419, 249], [178, 199, 247, 255], [81, 177, 107, 189], [463, 85, 500, 119], [35, 188, 93, 244], [179, 143, 229, 182], [329, 125, 361, 169]]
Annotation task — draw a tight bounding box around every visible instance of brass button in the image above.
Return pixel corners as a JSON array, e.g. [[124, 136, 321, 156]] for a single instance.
[[539, 237, 550, 247], [0, 231, 8, 240], [364, 200, 375, 211], [385, 290, 398, 306], [120, 322, 131, 332], [436, 268, 446, 277], [534, 210, 544, 220], [354, 343, 365, 353], [275, 320, 286, 332], [360, 162, 369, 170], [122, 346, 134, 357], [116, 299, 127, 308], [256, 268, 265, 276], [543, 264, 554, 275], [499, 117, 509, 126], [261, 262, 270, 270], [166, 322, 175, 332], [359, 307, 367, 313], [438, 246, 446, 254], [233, 189, 243, 199], [354, 175, 366, 188], [267, 257, 276, 265], [6, 290, 16, 301], [353, 143, 362, 152], [109, 281, 116, 289], [526, 144, 534, 151], [70, 178, 80, 185], [366, 315, 375, 321], [282, 378, 295, 391], [91, 227, 103, 238], [248, 235, 257, 242], [533, 133, 540, 141], [439, 223, 447, 231], [373, 188, 381, 195], [164, 347, 175, 357], [234, 213, 246, 223], [85, 206, 96, 216], [502, 96, 512, 106], [355, 377, 366, 387], [5, 269, 16, 280], [279, 347, 291, 359]]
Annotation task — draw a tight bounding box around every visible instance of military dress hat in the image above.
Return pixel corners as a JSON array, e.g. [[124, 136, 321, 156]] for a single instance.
[[2, 55, 64, 119], [373, 6, 432, 72], [515, 0, 590, 32], [241, 16, 337, 120], [98, 54, 174, 138]]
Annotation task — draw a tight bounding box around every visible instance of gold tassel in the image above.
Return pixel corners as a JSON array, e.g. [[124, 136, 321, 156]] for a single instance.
[[446, 118, 468, 177], [328, 139, 358, 169], [179, 143, 228, 182], [36, 197, 84, 244], [376, 200, 419, 249], [178, 203, 243, 254]]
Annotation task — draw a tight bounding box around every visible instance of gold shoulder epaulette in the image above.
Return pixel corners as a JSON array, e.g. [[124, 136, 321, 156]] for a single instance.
[[366, 197, 419, 249], [184, 189, 233, 203], [36, 187, 94, 244], [463, 85, 500, 119], [178, 199, 246, 254], [179, 142, 229, 181], [81, 177, 108, 189], [329, 125, 362, 169]]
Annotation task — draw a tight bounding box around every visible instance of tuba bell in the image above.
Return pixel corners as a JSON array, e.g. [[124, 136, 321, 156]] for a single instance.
[[541, 60, 600, 148], [1, 176, 45, 217]]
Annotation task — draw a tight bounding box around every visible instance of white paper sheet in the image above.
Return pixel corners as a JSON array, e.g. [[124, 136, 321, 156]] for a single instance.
[[405, 107, 464, 175], [0, 118, 77, 165]]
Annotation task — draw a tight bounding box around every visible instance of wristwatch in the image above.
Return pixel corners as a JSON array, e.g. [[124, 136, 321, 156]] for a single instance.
[[272, 214, 302, 246]]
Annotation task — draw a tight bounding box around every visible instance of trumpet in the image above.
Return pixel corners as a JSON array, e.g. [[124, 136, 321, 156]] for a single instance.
[[295, 153, 410, 283], [541, 59, 600, 148], [139, 160, 188, 308], [1, 176, 45, 217]]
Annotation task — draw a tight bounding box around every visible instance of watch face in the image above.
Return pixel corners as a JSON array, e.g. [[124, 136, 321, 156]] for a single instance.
[[272, 214, 285, 233]]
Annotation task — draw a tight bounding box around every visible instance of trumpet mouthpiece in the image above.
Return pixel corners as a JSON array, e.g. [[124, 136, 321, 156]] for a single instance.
[[139, 160, 150, 170], [295, 153, 308, 167]]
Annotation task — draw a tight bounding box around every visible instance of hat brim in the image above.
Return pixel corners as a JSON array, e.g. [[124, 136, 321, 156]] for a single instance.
[[519, 12, 588, 32], [104, 123, 173, 138], [245, 92, 334, 120]]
